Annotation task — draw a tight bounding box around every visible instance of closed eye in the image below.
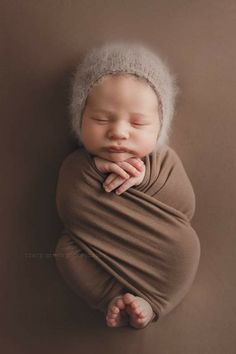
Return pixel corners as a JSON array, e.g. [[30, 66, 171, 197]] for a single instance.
[[91, 117, 149, 126], [92, 118, 109, 122], [132, 121, 151, 127], [132, 122, 147, 126]]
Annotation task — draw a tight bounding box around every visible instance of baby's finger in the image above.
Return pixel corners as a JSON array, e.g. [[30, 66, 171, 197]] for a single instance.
[[124, 158, 144, 172], [115, 177, 136, 195], [104, 175, 127, 192], [103, 173, 119, 187], [109, 163, 130, 179], [116, 161, 143, 176]]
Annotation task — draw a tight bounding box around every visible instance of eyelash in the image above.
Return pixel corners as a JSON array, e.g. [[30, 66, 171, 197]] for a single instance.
[[92, 118, 146, 126]]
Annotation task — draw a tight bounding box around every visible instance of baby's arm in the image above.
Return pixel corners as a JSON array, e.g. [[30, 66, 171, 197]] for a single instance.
[[94, 156, 146, 195]]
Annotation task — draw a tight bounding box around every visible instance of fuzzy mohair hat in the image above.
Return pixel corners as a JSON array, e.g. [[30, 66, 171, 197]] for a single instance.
[[70, 40, 179, 151]]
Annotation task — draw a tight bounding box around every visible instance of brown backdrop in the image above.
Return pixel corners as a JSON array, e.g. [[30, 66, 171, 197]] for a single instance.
[[1, 1, 236, 353]]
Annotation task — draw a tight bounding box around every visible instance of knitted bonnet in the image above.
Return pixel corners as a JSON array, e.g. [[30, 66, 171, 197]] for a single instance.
[[70, 40, 179, 151]]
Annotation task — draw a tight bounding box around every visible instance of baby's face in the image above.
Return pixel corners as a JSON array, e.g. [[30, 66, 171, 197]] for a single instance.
[[80, 74, 161, 162]]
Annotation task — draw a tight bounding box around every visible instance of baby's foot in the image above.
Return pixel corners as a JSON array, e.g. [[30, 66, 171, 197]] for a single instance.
[[122, 293, 155, 329], [106, 295, 129, 327]]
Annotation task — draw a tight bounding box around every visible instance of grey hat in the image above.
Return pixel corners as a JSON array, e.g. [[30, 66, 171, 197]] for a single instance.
[[70, 40, 179, 151]]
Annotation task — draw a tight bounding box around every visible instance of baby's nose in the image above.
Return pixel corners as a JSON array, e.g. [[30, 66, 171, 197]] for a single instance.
[[107, 122, 129, 139]]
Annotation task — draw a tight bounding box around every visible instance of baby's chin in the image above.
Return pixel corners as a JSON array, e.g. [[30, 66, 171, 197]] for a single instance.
[[100, 150, 140, 162]]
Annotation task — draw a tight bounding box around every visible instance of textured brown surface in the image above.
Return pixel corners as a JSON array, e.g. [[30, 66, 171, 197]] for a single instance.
[[1, 1, 236, 353]]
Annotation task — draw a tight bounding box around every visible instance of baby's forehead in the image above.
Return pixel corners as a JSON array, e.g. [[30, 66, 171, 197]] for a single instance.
[[88, 73, 158, 103], [85, 72, 161, 116], [92, 73, 149, 88]]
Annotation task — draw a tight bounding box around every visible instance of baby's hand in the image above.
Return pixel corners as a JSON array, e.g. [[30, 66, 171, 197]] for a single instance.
[[93, 156, 145, 195], [104, 162, 146, 195], [94, 156, 144, 179]]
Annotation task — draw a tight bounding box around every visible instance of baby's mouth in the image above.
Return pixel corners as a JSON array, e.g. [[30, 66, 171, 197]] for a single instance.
[[106, 146, 131, 153]]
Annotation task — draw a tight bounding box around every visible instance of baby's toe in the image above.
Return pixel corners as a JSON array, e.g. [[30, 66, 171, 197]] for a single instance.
[[130, 299, 139, 310], [107, 319, 116, 327], [134, 306, 145, 318], [135, 307, 143, 316], [137, 317, 146, 324], [123, 293, 136, 305], [107, 306, 119, 320], [116, 298, 126, 310], [111, 305, 120, 314]]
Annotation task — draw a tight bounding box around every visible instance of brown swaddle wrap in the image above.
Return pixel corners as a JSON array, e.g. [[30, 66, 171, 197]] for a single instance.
[[55, 145, 201, 322]]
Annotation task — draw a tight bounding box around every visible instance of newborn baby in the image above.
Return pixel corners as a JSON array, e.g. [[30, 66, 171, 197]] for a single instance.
[[81, 72, 159, 327], [54, 41, 201, 330]]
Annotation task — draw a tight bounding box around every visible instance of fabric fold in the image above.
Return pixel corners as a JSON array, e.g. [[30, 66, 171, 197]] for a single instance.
[[55, 145, 200, 322]]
